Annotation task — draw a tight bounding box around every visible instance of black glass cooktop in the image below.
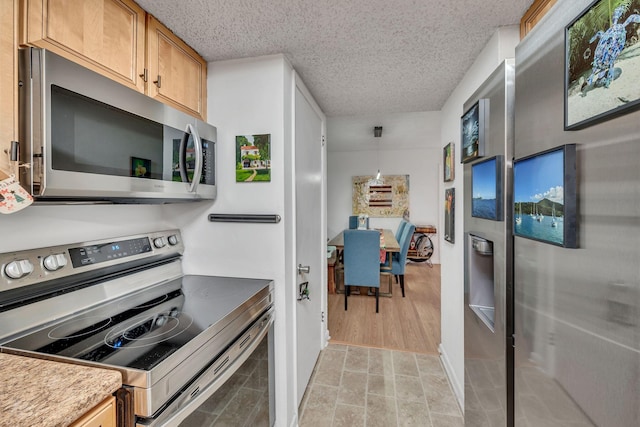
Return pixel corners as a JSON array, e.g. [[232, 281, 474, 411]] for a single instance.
[[2, 276, 272, 372]]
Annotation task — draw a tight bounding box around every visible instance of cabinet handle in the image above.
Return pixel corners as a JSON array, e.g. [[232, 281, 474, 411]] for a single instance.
[[153, 75, 162, 88], [139, 69, 148, 82]]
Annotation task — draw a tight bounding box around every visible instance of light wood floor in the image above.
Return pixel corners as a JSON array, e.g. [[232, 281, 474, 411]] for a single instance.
[[327, 262, 441, 355]]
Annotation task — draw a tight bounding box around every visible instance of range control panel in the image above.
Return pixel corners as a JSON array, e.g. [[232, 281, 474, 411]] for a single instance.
[[69, 237, 153, 268], [0, 230, 183, 293]]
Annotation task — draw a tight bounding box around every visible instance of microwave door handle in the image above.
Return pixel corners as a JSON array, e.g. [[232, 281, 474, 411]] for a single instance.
[[185, 123, 203, 193], [178, 130, 189, 183]]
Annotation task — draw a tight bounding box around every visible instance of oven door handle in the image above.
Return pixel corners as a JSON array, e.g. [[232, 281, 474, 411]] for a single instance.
[[138, 307, 274, 427]]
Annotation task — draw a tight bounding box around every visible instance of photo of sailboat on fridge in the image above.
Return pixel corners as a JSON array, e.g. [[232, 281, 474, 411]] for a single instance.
[[513, 146, 576, 247], [536, 203, 543, 222]]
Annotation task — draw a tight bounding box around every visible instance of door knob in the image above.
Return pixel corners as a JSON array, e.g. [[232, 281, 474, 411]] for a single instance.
[[297, 264, 310, 274]]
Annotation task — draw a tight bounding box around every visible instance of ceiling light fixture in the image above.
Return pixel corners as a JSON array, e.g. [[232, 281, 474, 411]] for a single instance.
[[374, 126, 383, 184]]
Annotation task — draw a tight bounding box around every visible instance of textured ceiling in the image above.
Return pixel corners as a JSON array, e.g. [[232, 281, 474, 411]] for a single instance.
[[136, 0, 534, 117]]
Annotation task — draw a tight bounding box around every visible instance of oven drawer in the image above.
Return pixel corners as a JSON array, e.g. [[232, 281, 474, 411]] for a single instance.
[[137, 306, 274, 426]]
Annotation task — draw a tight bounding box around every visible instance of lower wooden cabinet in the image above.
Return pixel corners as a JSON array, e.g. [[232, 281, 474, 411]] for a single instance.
[[70, 396, 115, 427]]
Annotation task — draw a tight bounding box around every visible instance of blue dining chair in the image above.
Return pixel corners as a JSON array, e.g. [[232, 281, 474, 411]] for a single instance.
[[343, 229, 381, 313], [380, 222, 415, 297], [395, 219, 408, 242], [349, 215, 369, 229]]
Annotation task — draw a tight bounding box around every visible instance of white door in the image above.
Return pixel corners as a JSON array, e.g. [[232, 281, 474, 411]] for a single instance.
[[295, 85, 324, 405]]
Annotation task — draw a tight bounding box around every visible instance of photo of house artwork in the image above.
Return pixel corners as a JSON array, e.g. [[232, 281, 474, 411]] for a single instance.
[[236, 134, 271, 182]]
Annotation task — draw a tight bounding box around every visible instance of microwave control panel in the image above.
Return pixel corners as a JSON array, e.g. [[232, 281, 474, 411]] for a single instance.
[[202, 140, 215, 185]]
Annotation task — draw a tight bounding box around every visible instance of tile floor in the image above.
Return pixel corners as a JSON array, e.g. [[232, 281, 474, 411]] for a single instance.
[[298, 344, 464, 427]]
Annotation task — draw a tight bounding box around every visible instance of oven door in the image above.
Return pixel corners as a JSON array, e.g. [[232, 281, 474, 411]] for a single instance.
[[137, 307, 275, 427]]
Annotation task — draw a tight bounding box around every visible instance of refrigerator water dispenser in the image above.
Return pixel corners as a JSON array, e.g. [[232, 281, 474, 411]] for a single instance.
[[467, 234, 495, 332]]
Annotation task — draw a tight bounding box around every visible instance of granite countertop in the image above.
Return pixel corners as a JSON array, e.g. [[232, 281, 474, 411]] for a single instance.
[[0, 352, 122, 427]]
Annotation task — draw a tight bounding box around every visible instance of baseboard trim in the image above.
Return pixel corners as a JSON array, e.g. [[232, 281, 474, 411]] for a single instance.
[[439, 343, 464, 413]]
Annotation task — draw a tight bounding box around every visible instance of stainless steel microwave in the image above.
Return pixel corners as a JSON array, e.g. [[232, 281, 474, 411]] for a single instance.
[[18, 48, 216, 203]]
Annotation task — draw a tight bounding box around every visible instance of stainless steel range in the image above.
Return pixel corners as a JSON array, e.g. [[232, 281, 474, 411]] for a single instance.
[[0, 230, 274, 426]]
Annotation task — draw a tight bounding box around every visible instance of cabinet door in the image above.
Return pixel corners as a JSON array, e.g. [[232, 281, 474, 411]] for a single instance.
[[23, 0, 146, 92], [1, 0, 17, 177], [70, 396, 115, 427], [146, 15, 207, 120]]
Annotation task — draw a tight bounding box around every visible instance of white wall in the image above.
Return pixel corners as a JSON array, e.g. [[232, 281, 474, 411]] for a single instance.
[[438, 25, 520, 407], [326, 111, 441, 264], [0, 204, 171, 253], [162, 54, 298, 427]]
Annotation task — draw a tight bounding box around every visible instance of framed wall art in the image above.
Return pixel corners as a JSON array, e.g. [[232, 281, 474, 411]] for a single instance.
[[461, 99, 488, 164], [236, 134, 271, 182], [514, 144, 577, 248], [130, 157, 151, 178], [565, 0, 640, 130], [443, 142, 455, 182], [352, 175, 409, 218], [471, 155, 503, 221], [444, 187, 455, 243]]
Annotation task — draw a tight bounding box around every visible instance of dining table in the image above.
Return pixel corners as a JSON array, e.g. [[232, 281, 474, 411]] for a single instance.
[[327, 228, 400, 296]]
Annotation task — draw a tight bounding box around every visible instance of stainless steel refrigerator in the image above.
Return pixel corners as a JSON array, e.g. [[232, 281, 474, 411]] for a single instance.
[[513, 1, 639, 426], [463, 59, 515, 427], [465, 1, 639, 425]]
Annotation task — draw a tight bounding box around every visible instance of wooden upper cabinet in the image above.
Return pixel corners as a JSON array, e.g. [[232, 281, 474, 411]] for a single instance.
[[22, 0, 146, 92], [520, 0, 557, 39], [21, 1, 207, 120], [1, 0, 18, 178], [146, 15, 207, 120]]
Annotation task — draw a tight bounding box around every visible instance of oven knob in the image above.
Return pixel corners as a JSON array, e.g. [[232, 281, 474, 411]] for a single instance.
[[153, 237, 166, 248], [168, 235, 179, 246], [4, 259, 35, 279], [155, 315, 168, 327], [43, 254, 68, 272]]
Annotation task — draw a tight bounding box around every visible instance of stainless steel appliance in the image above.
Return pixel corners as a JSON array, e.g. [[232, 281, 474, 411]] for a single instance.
[[18, 48, 216, 203], [513, 1, 639, 426], [463, 59, 514, 426], [0, 230, 274, 426]]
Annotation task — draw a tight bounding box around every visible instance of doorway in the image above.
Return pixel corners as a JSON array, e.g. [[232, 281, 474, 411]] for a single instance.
[[327, 262, 441, 354]]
